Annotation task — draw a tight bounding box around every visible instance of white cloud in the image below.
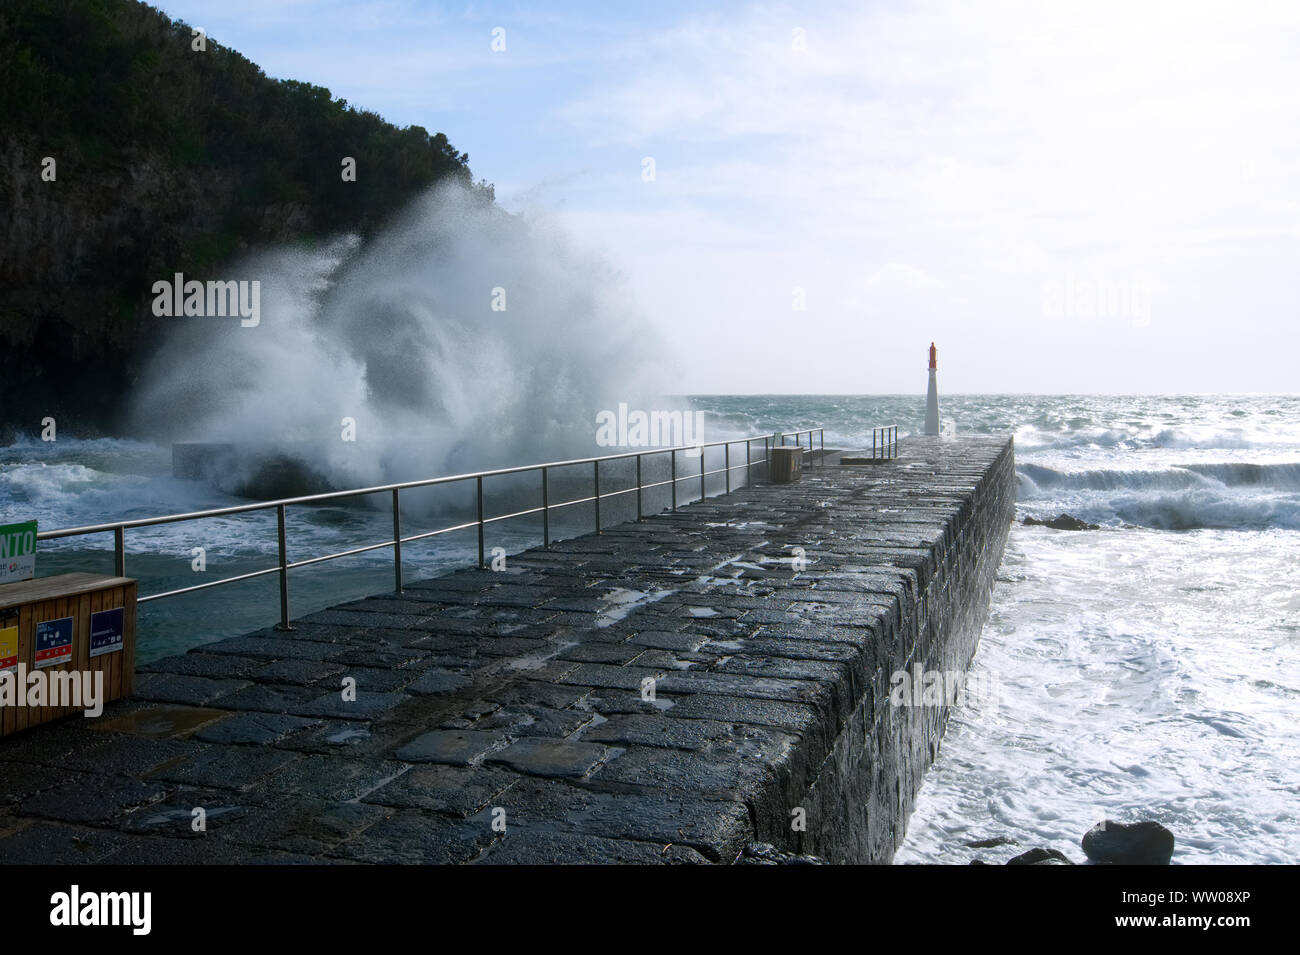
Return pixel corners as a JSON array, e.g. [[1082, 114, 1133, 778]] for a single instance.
[[158, 0, 1300, 392], [552, 0, 1300, 392]]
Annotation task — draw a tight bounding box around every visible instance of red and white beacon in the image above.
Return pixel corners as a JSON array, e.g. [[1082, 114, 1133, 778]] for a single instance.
[[924, 342, 940, 436]]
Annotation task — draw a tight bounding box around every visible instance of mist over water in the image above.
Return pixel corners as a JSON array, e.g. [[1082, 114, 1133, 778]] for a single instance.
[[130, 182, 678, 492]]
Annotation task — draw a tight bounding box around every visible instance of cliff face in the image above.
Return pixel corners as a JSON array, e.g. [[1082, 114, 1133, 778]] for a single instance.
[[3, 136, 238, 435], [0, 0, 489, 437]]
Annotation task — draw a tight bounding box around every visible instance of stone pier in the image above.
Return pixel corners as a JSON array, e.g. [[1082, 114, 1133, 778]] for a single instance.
[[0, 435, 1015, 864]]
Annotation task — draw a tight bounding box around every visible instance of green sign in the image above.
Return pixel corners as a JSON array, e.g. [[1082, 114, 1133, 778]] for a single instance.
[[0, 520, 37, 584]]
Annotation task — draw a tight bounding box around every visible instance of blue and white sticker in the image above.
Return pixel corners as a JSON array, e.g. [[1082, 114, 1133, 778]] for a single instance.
[[89, 607, 124, 658], [34, 616, 73, 669]]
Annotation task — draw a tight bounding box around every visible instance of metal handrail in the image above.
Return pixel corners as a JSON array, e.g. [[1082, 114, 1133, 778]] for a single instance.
[[871, 424, 899, 460], [777, 428, 827, 466], [36, 426, 828, 631]]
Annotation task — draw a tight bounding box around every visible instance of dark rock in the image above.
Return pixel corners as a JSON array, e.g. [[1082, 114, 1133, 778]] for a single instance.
[[965, 835, 1019, 849], [735, 842, 825, 865], [1023, 513, 1100, 531], [1007, 847, 1074, 865], [1081, 820, 1175, 865]]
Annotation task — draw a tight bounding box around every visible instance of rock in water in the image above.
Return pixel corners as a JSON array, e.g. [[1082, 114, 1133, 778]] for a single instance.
[[1023, 513, 1101, 531], [1081, 820, 1175, 865], [1007, 847, 1074, 865], [965, 836, 1019, 849]]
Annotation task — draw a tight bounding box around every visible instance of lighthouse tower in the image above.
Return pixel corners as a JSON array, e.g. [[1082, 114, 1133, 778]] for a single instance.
[[924, 342, 940, 436]]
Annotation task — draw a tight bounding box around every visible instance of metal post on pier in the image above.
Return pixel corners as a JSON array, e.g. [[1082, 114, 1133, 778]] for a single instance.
[[275, 504, 291, 631], [542, 467, 550, 547], [671, 450, 677, 511], [476, 475, 485, 568], [392, 488, 402, 593]]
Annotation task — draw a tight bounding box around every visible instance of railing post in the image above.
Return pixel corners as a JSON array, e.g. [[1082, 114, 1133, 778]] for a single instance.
[[764, 436, 770, 481], [671, 450, 677, 511], [542, 467, 550, 547], [593, 460, 601, 534], [476, 475, 485, 569], [392, 488, 402, 593], [699, 448, 705, 502], [275, 504, 291, 631], [635, 454, 642, 521], [724, 443, 730, 493], [820, 428, 825, 464], [113, 526, 125, 577], [745, 440, 751, 485], [873, 428, 877, 460]]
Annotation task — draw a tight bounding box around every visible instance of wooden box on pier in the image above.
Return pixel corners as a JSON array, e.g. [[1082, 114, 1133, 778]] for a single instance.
[[0, 573, 137, 738]]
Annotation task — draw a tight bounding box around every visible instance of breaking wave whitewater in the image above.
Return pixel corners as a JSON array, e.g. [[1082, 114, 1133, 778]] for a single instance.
[[1016, 461, 1300, 530], [128, 181, 681, 493]]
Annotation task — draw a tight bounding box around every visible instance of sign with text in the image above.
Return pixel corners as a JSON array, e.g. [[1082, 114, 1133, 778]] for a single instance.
[[0, 613, 17, 673], [34, 616, 73, 669], [0, 520, 37, 584], [89, 607, 124, 658]]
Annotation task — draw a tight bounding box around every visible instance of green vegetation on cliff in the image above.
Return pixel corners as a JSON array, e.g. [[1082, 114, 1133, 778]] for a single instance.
[[0, 0, 492, 435]]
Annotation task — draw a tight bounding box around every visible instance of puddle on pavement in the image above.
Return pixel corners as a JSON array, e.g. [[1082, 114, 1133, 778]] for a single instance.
[[88, 705, 230, 738], [326, 726, 371, 744], [693, 575, 745, 588], [595, 587, 674, 628], [507, 640, 578, 671]]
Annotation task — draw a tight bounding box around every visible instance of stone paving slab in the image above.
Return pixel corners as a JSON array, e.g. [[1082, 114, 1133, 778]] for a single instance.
[[0, 435, 1013, 864]]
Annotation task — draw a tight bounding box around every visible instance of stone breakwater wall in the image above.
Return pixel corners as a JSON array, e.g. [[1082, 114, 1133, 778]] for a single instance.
[[0, 435, 1014, 865], [767, 435, 1017, 862]]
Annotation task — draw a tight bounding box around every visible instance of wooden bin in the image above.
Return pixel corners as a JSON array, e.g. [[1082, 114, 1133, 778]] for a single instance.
[[769, 445, 803, 483], [0, 573, 137, 738]]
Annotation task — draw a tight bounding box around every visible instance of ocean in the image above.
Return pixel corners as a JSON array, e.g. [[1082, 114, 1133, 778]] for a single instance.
[[3, 393, 1297, 864]]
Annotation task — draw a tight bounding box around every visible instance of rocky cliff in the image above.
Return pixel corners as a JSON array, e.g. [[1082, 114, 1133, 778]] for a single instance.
[[0, 0, 489, 437]]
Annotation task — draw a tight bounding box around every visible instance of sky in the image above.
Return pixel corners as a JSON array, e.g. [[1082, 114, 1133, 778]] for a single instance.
[[159, 0, 1300, 394]]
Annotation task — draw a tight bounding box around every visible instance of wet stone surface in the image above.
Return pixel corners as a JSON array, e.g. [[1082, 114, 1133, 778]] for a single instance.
[[0, 436, 1013, 864]]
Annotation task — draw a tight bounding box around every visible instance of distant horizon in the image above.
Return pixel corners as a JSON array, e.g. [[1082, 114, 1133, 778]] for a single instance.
[[683, 391, 1300, 398]]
